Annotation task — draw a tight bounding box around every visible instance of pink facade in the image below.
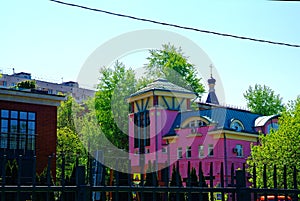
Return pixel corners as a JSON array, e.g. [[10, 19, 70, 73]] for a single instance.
[[127, 78, 278, 187]]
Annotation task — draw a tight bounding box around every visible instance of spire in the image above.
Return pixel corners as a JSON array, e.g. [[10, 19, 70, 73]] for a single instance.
[[206, 64, 219, 104]]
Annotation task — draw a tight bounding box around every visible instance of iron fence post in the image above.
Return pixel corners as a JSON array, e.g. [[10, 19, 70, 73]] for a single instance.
[[236, 170, 250, 201], [77, 165, 90, 201]]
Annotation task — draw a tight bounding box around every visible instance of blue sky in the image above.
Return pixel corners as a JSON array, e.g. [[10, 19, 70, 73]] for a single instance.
[[1, 1, 299, 107]]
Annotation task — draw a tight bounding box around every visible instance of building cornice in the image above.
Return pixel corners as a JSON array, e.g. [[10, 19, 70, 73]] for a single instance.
[[0, 88, 65, 106], [208, 129, 259, 142]]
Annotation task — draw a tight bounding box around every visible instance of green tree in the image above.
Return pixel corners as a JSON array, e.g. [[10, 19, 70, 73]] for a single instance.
[[57, 96, 87, 180], [247, 97, 300, 188], [57, 96, 82, 131], [16, 80, 36, 89], [95, 61, 137, 150], [243, 84, 284, 115], [146, 44, 205, 97], [56, 127, 86, 180]]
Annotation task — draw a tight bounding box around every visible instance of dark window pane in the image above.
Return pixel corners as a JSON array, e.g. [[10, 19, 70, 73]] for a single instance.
[[28, 121, 35, 134], [10, 120, 18, 133], [20, 112, 27, 120], [1, 119, 8, 133], [28, 134, 35, 150], [28, 112, 35, 120], [10, 134, 17, 149], [19, 133, 26, 149], [1, 110, 9, 118], [11, 111, 18, 119], [20, 121, 27, 133], [0, 133, 7, 148]]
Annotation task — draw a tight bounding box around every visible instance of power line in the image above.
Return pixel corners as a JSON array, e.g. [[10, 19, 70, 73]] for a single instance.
[[50, 0, 300, 48]]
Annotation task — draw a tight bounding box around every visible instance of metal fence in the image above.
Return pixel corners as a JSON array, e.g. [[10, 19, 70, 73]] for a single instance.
[[0, 154, 299, 201]]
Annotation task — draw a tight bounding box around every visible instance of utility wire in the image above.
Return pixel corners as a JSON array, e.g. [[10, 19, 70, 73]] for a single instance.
[[50, 0, 300, 48]]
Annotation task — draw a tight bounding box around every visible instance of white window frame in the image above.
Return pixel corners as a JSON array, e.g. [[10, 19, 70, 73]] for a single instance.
[[236, 144, 243, 157], [177, 147, 182, 159], [208, 144, 214, 157], [198, 145, 204, 158], [186, 146, 191, 158]]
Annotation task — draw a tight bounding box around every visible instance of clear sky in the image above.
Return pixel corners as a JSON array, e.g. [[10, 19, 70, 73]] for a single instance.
[[1, 1, 299, 107]]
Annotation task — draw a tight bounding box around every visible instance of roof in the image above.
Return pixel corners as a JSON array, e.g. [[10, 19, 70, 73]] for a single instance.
[[206, 91, 219, 104], [254, 114, 279, 127], [164, 107, 262, 137], [14, 72, 31, 76], [129, 78, 195, 98]]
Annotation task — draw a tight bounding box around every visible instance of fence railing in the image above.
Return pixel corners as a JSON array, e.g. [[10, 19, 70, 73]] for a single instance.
[[0, 154, 299, 201]]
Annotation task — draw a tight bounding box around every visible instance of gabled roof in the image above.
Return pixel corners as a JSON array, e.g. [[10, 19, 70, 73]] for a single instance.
[[129, 78, 195, 98]]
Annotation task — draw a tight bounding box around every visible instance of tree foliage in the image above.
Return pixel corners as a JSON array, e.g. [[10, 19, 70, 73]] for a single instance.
[[247, 97, 300, 188], [243, 84, 284, 115], [57, 96, 87, 180], [95, 61, 137, 150], [56, 127, 86, 180], [16, 80, 36, 89], [146, 44, 204, 97]]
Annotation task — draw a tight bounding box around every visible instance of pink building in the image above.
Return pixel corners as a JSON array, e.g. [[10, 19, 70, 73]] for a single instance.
[[127, 77, 278, 187]]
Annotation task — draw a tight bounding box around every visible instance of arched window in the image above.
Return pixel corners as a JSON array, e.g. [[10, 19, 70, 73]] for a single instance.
[[230, 119, 244, 132], [267, 122, 279, 133], [187, 119, 207, 128]]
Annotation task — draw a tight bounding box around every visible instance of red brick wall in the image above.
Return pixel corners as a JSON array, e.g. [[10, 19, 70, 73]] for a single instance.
[[0, 100, 57, 177]]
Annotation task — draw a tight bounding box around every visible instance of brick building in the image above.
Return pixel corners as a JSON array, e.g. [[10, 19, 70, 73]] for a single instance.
[[0, 87, 65, 179]]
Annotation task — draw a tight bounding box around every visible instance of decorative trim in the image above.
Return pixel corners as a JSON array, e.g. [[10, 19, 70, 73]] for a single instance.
[[208, 130, 259, 142], [187, 133, 203, 138], [162, 135, 178, 143]]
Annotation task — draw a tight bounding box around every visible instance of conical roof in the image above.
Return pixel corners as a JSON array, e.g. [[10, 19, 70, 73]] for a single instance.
[[206, 76, 219, 105]]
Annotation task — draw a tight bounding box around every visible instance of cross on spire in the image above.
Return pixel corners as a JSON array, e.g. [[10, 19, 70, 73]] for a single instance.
[[209, 64, 213, 78]]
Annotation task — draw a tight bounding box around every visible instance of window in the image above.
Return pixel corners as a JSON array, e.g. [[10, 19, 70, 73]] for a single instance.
[[188, 119, 207, 128], [0, 110, 36, 150], [153, 96, 158, 106], [186, 146, 191, 158], [235, 144, 243, 157], [162, 147, 167, 153], [267, 122, 279, 133], [230, 119, 244, 132], [208, 144, 214, 157], [198, 145, 204, 158], [133, 111, 150, 149], [1, 119, 8, 148], [177, 147, 182, 159]]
